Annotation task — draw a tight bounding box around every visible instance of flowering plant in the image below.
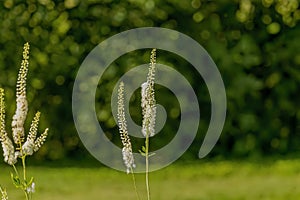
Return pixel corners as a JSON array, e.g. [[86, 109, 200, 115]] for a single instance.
[[117, 49, 157, 200], [0, 43, 48, 200]]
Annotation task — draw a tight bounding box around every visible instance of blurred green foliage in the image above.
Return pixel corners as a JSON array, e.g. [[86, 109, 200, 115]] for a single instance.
[[0, 0, 299, 161]]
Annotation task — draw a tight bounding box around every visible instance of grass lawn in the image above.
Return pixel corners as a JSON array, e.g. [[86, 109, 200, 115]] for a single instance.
[[1, 159, 300, 200]]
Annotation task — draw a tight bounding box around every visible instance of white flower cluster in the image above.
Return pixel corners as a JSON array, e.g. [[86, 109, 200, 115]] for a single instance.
[[122, 146, 136, 174], [0, 88, 17, 165], [12, 42, 29, 145], [0, 187, 8, 200], [22, 112, 49, 156], [1, 134, 17, 165], [0, 43, 48, 166], [117, 81, 135, 174], [11, 95, 28, 145], [116, 49, 157, 173], [26, 182, 35, 194], [141, 49, 157, 137]]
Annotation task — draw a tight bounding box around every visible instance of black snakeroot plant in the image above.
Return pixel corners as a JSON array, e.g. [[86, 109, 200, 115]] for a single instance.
[[0, 43, 48, 200], [117, 49, 157, 200]]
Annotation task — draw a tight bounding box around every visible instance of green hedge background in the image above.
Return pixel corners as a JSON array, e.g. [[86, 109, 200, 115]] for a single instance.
[[0, 0, 299, 163]]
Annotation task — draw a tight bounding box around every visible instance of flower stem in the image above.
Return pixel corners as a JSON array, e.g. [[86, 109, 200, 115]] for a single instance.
[[21, 156, 30, 200], [22, 157, 28, 199], [22, 156, 26, 182], [130, 167, 140, 200], [12, 162, 30, 200], [145, 133, 150, 200], [24, 190, 29, 200], [12, 164, 20, 178]]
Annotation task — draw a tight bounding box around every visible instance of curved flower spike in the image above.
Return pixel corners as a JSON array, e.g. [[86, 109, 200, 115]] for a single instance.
[[12, 42, 30, 145], [117, 81, 136, 173], [0, 88, 17, 165]]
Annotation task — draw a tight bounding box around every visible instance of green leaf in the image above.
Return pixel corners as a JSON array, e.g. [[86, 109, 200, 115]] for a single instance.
[[138, 150, 146, 157], [10, 173, 21, 188], [28, 177, 34, 185], [24, 177, 34, 187]]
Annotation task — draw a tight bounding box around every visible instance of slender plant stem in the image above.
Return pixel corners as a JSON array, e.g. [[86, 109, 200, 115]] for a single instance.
[[24, 190, 29, 200], [22, 156, 27, 181], [12, 164, 20, 178], [130, 167, 140, 200], [145, 133, 150, 200], [22, 156, 30, 200], [13, 162, 30, 200]]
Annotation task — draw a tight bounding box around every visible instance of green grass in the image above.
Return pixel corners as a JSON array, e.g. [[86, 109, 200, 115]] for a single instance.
[[1, 159, 300, 200]]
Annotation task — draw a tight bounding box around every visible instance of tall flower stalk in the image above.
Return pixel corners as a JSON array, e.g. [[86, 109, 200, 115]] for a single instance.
[[0, 43, 48, 200], [116, 49, 157, 200], [140, 49, 157, 200], [117, 81, 140, 200]]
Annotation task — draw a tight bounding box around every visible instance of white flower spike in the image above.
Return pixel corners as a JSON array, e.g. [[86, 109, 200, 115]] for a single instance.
[[117, 81, 136, 173], [141, 49, 157, 137]]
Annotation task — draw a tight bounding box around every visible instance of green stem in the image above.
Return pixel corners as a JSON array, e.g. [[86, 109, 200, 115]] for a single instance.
[[145, 133, 150, 200], [130, 167, 140, 200], [22, 156, 30, 200], [24, 190, 29, 200], [12, 164, 20, 178], [13, 161, 30, 200], [22, 156, 26, 182]]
